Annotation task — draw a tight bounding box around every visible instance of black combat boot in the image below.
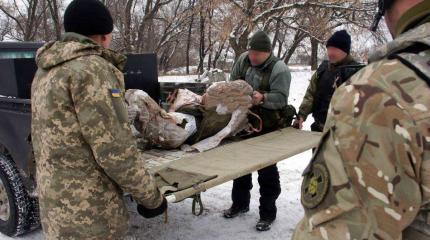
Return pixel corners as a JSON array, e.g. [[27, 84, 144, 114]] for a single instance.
[[256, 219, 274, 232], [223, 206, 250, 219]]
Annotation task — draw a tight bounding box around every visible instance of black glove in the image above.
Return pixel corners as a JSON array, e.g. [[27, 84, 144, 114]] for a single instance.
[[137, 198, 167, 218]]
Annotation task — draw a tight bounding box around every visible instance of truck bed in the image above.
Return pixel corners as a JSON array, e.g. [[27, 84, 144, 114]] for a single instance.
[[0, 97, 32, 173]]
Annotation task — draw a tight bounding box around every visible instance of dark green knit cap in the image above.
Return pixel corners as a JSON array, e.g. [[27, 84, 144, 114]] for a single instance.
[[249, 30, 272, 52]]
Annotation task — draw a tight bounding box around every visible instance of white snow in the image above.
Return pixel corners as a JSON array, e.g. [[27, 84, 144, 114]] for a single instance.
[[166, 66, 199, 75], [158, 65, 311, 83], [2, 69, 315, 240], [289, 65, 312, 72], [0, 95, 15, 99], [159, 75, 199, 83]]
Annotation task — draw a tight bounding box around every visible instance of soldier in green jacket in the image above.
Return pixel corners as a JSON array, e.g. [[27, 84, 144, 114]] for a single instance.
[[225, 30, 292, 232], [31, 0, 166, 239], [293, 0, 430, 239], [293, 30, 360, 132]]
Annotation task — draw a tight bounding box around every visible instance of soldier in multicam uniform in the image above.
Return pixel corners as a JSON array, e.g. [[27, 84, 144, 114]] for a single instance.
[[31, 0, 166, 239], [292, 0, 430, 239]]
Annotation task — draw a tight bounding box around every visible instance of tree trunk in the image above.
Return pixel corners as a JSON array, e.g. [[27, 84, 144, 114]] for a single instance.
[[229, 26, 250, 60], [277, 39, 283, 58], [24, 0, 39, 41], [272, 19, 281, 53], [124, 0, 134, 53], [197, 4, 206, 74], [42, 0, 49, 41], [206, 6, 213, 71], [310, 37, 319, 70], [47, 0, 62, 40], [212, 40, 226, 69], [186, 0, 196, 74], [283, 31, 305, 65]]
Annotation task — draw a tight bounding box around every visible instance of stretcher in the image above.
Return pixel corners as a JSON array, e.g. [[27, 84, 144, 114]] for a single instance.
[[141, 128, 321, 214]]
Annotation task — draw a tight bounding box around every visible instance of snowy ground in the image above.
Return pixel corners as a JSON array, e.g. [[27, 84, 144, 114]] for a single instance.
[[2, 69, 315, 240], [158, 65, 312, 83]]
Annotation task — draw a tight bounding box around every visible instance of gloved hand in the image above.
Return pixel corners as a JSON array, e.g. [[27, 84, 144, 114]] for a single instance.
[[137, 197, 168, 218], [292, 117, 304, 129], [252, 91, 264, 105]]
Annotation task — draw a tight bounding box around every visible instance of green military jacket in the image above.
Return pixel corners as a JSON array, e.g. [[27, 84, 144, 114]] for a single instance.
[[230, 52, 291, 110], [293, 1, 430, 239], [31, 33, 163, 239], [230, 52, 292, 130]]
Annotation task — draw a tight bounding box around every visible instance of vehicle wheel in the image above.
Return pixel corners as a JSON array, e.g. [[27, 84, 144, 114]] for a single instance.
[[28, 197, 40, 231], [0, 154, 33, 236]]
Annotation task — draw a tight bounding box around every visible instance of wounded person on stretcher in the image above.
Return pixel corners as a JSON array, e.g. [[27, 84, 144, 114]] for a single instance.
[[125, 80, 263, 152]]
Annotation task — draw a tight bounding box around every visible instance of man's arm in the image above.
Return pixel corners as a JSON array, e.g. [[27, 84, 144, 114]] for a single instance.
[[297, 72, 318, 120], [261, 62, 291, 110], [229, 53, 247, 81], [70, 65, 163, 209], [298, 80, 423, 238]]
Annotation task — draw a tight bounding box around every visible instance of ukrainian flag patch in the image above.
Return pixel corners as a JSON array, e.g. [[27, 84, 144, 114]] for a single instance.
[[110, 89, 121, 98]]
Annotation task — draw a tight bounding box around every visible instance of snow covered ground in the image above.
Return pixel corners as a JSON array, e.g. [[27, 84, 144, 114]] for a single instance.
[[158, 65, 311, 83], [2, 69, 315, 240]]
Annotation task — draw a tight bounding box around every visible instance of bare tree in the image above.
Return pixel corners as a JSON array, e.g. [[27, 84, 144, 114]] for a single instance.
[[0, 16, 11, 41], [0, 0, 386, 73], [185, 0, 196, 74], [0, 0, 65, 41], [225, 0, 378, 63], [47, 0, 62, 40], [0, 0, 45, 41]]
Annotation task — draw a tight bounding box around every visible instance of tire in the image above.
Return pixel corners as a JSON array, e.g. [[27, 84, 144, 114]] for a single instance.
[[28, 197, 40, 231], [0, 154, 36, 236]]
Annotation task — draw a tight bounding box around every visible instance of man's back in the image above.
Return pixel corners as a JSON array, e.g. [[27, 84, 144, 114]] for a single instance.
[[31, 33, 162, 239], [293, 8, 430, 240]]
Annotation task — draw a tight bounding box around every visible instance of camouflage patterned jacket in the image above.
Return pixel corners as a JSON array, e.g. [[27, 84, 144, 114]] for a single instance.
[[31, 32, 163, 239], [293, 2, 430, 240]]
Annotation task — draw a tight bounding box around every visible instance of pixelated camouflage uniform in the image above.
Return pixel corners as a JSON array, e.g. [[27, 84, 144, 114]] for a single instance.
[[31, 32, 163, 239], [293, 2, 430, 240]]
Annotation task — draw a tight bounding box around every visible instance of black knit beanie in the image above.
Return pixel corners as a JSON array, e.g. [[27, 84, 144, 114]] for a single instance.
[[249, 30, 272, 52], [326, 30, 351, 54], [64, 0, 114, 36]]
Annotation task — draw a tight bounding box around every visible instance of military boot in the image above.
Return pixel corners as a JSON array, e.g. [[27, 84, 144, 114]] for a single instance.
[[256, 219, 274, 232], [223, 206, 250, 219]]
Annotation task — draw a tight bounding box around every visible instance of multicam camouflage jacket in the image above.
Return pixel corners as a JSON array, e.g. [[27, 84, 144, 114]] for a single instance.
[[31, 32, 163, 239], [293, 3, 430, 240]]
